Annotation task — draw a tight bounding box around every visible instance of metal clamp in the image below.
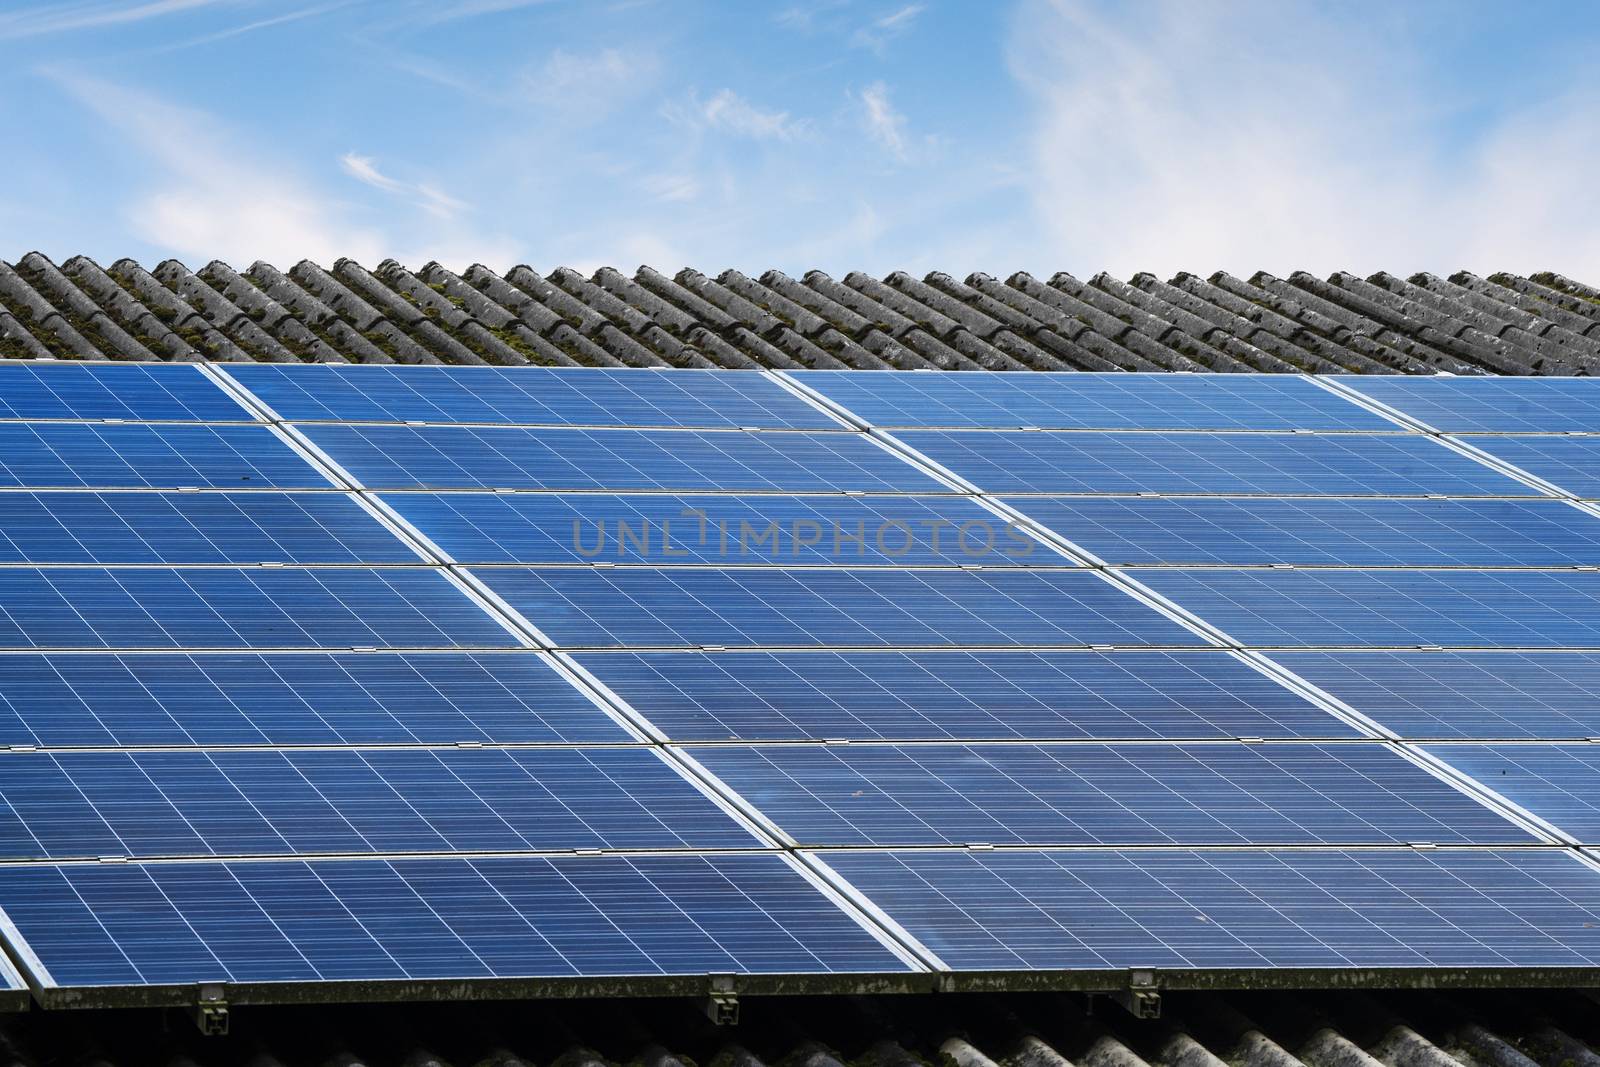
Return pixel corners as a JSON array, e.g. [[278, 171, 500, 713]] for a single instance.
[[701, 975, 739, 1026], [1110, 969, 1161, 1020], [190, 983, 229, 1035]]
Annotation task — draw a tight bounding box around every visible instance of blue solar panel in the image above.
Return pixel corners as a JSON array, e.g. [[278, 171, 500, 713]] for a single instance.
[[1134, 568, 1600, 648], [896, 430, 1526, 496], [302, 425, 941, 492], [1458, 435, 1600, 498], [0, 652, 629, 747], [477, 567, 1205, 649], [820, 847, 1600, 970], [387, 492, 1044, 566], [0, 363, 249, 422], [1425, 744, 1600, 841], [1277, 652, 1600, 740], [0, 747, 754, 859], [791, 371, 1393, 431], [1014, 497, 1600, 566], [1336, 375, 1600, 432], [0, 852, 908, 988], [0, 424, 330, 489], [0, 568, 518, 649], [0, 492, 416, 565], [574, 650, 1356, 741], [690, 742, 1527, 846], [228, 364, 839, 428]]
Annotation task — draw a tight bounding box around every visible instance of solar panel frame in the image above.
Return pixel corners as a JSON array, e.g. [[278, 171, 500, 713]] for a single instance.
[[475, 566, 1206, 649], [1335, 376, 1600, 433], [789, 371, 1396, 431], [686, 741, 1532, 847], [1455, 435, 1600, 499], [1011, 496, 1600, 567], [0, 362, 253, 423], [894, 430, 1532, 497], [225, 364, 844, 429], [0, 423, 334, 489]]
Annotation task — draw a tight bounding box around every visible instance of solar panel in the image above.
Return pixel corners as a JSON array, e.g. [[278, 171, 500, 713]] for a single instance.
[[1276, 651, 1600, 740], [1013, 497, 1600, 567], [790, 371, 1393, 431], [1457, 435, 1600, 498], [818, 847, 1600, 970], [387, 492, 1044, 566], [1336, 375, 1600, 432], [0, 747, 757, 858], [0, 652, 630, 747], [228, 365, 839, 428], [301, 425, 943, 492], [1132, 568, 1600, 648], [0, 363, 250, 422], [690, 742, 1529, 846], [0, 492, 418, 565], [0, 567, 520, 649], [0, 424, 330, 489], [0, 852, 910, 992], [574, 650, 1357, 741], [475, 567, 1204, 649], [895, 430, 1528, 496], [1424, 744, 1600, 841]]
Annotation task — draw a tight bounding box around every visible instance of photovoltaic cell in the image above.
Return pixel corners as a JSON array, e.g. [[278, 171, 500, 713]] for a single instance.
[[689, 742, 1528, 847], [1337, 375, 1600, 433], [386, 492, 1045, 566], [228, 364, 839, 428], [791, 371, 1393, 431], [1424, 744, 1600, 842], [0, 424, 330, 489], [1013, 497, 1600, 567], [896, 430, 1527, 496], [1458, 435, 1600, 498], [0, 567, 519, 650], [1132, 568, 1600, 648], [0, 852, 909, 988], [0, 363, 249, 422], [1276, 652, 1600, 740], [301, 425, 941, 492], [0, 492, 418, 565], [819, 847, 1600, 970], [476, 567, 1206, 649], [0, 651, 626, 747], [574, 650, 1356, 741], [0, 747, 756, 859]]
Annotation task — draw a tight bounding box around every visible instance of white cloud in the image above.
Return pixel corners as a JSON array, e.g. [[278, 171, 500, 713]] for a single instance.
[[641, 173, 701, 203], [47, 72, 518, 269], [0, 0, 222, 40], [1007, 0, 1600, 277], [857, 81, 909, 159], [851, 3, 924, 52], [340, 152, 467, 219], [700, 90, 806, 140]]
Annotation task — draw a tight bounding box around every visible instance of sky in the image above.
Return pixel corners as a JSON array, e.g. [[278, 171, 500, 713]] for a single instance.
[[2, 0, 1600, 277]]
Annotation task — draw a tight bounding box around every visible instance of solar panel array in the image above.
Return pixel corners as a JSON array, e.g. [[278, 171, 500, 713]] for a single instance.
[[0, 363, 1598, 1011]]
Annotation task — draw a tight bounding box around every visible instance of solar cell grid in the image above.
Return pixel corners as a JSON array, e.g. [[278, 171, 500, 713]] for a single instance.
[[0, 363, 250, 422], [1276, 652, 1600, 740], [1458, 435, 1600, 498], [0, 423, 331, 489], [1423, 744, 1600, 842], [790, 371, 1394, 431], [1013, 496, 1600, 567], [386, 491, 1046, 566], [0, 491, 418, 565], [819, 847, 1600, 971], [227, 364, 840, 428], [0, 747, 757, 859], [1132, 568, 1600, 649], [688, 742, 1529, 847], [0, 652, 631, 747], [301, 424, 943, 492], [0, 567, 520, 650], [1336, 375, 1600, 433], [477, 566, 1206, 649], [575, 650, 1358, 741], [0, 852, 911, 991], [896, 430, 1528, 497]]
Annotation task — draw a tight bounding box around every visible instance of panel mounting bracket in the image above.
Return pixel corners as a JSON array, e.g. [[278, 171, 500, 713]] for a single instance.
[[1110, 968, 1161, 1020], [701, 974, 739, 1026], [190, 983, 229, 1036]]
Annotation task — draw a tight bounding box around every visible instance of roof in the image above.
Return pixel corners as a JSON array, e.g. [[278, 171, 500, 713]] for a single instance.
[[1, 254, 1598, 373]]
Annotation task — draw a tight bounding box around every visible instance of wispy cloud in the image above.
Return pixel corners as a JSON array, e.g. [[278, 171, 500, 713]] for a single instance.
[[856, 81, 909, 159], [851, 3, 924, 53], [640, 173, 701, 203], [1007, 0, 1600, 277], [0, 0, 222, 40], [152, 2, 351, 53], [340, 152, 467, 219], [700, 90, 807, 140]]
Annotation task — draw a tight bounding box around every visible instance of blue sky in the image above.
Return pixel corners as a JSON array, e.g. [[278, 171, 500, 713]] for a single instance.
[[3, 0, 1599, 276]]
